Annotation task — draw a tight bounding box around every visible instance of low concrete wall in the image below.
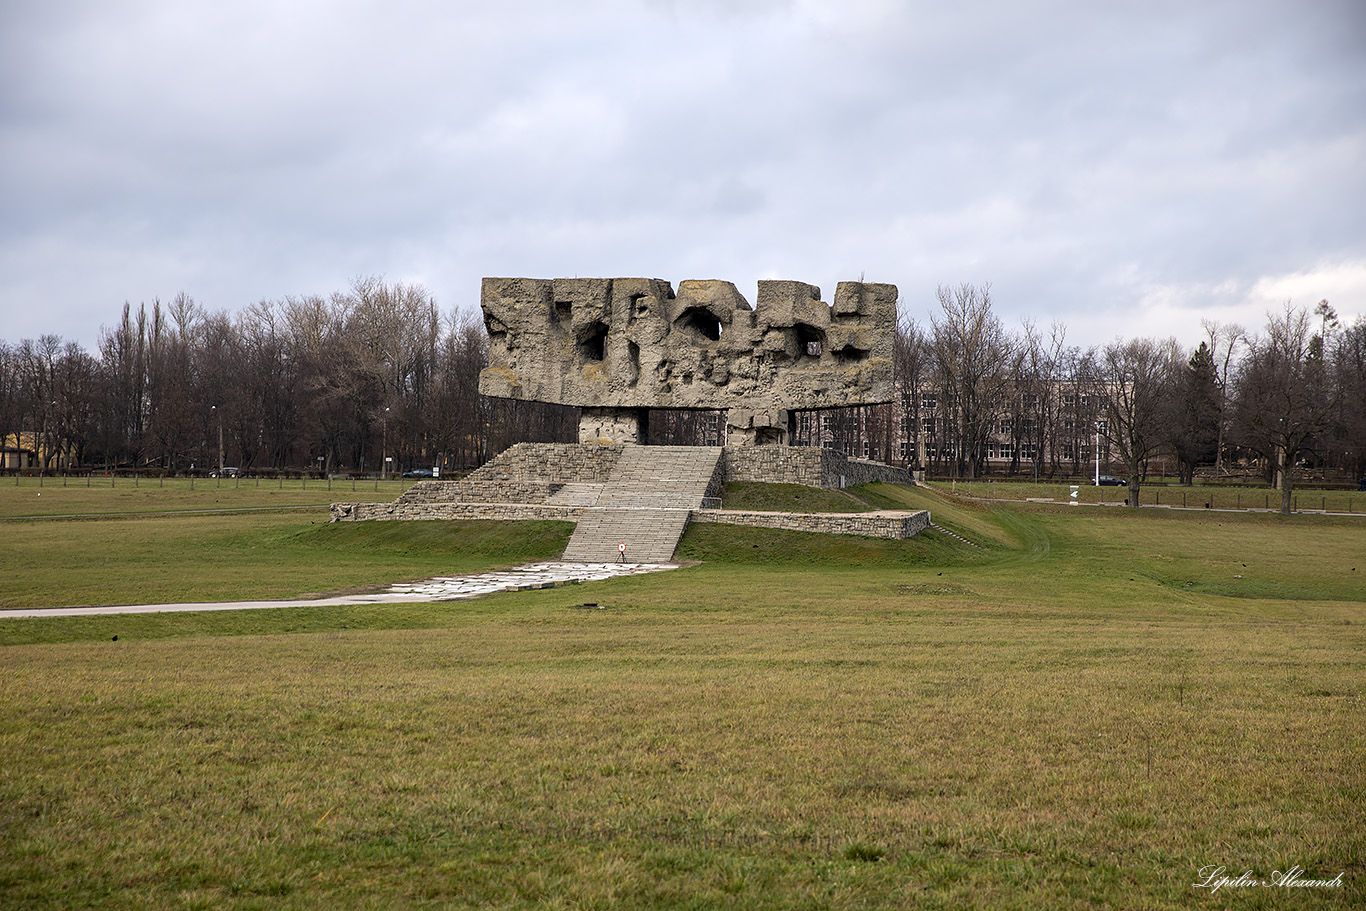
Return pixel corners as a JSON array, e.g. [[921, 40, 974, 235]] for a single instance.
[[689, 508, 930, 539], [331, 502, 583, 523], [332, 499, 928, 540]]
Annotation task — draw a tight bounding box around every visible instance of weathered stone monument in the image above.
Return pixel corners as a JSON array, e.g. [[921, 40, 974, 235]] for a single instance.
[[478, 278, 897, 445], [331, 276, 930, 563]]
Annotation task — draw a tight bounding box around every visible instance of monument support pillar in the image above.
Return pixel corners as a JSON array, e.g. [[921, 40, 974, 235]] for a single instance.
[[579, 407, 649, 444], [726, 408, 794, 447]]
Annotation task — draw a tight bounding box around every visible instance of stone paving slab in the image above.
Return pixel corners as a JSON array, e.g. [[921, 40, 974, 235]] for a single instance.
[[1, 562, 680, 618]]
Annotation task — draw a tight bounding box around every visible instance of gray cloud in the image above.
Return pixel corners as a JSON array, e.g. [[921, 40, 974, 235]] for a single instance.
[[2, 0, 1363, 349]]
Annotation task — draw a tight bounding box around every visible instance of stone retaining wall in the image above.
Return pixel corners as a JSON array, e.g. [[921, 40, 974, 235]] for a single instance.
[[398, 479, 568, 506], [395, 480, 463, 504], [332, 444, 915, 524], [458, 442, 904, 490], [465, 442, 624, 484], [331, 501, 583, 523], [839, 456, 913, 487], [456, 480, 561, 503], [689, 508, 930, 539], [723, 446, 909, 489], [332, 499, 928, 541]]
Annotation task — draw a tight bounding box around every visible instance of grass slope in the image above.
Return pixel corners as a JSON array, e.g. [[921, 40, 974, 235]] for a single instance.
[[0, 483, 1363, 908], [719, 482, 875, 514], [0, 517, 573, 610]]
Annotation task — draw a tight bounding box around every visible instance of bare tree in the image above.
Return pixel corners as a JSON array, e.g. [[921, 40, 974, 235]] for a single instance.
[[1331, 316, 1366, 483], [51, 342, 98, 468], [429, 308, 493, 468], [1097, 337, 1177, 507], [143, 296, 204, 470], [1232, 303, 1334, 514], [16, 335, 65, 469], [96, 303, 150, 469], [929, 283, 1013, 478], [1056, 345, 1101, 477], [893, 308, 927, 469], [0, 342, 20, 467], [1019, 321, 1068, 480], [1201, 319, 1246, 474]]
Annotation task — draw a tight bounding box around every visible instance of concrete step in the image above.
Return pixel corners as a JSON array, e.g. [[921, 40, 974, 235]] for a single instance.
[[603, 445, 723, 505], [560, 446, 723, 563], [561, 507, 693, 564]]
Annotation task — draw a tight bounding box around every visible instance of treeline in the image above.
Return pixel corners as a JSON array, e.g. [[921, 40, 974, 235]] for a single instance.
[[0, 278, 575, 476], [3, 278, 1363, 513], [888, 284, 1364, 512]]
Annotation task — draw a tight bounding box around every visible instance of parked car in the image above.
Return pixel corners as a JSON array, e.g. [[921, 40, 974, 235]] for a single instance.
[[1095, 475, 1126, 486], [402, 468, 436, 479], [209, 467, 241, 478]]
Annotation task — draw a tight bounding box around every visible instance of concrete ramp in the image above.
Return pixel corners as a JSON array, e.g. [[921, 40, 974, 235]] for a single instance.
[[561, 446, 723, 563]]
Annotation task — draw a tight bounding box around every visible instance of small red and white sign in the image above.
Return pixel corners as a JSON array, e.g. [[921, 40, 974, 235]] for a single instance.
[[618, 543, 627, 553]]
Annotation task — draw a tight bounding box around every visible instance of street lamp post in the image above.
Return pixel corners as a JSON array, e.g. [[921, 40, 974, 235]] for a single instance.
[[212, 405, 223, 482], [382, 406, 390, 480], [1095, 421, 1101, 486], [48, 400, 57, 472]]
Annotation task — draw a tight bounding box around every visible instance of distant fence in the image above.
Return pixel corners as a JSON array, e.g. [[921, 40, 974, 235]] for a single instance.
[[930, 479, 1363, 514], [2, 470, 420, 494]]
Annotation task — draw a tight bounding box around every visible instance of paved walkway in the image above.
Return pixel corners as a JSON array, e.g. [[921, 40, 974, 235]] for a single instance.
[[2, 562, 679, 619]]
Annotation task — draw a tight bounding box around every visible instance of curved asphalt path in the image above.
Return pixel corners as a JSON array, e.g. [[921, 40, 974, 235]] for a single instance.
[[1, 562, 680, 619]]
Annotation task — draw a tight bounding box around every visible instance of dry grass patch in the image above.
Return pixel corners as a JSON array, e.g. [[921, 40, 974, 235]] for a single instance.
[[0, 494, 1362, 908]]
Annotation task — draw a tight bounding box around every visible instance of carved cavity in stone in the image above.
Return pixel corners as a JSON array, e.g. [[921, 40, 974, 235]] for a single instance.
[[577, 322, 608, 362], [676, 307, 723, 343]]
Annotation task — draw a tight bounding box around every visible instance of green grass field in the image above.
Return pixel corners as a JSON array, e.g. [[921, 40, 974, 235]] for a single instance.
[[1, 482, 1362, 909], [0, 475, 406, 518], [928, 478, 1365, 512]]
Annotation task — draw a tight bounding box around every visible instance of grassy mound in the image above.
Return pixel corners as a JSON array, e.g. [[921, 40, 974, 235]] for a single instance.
[[675, 521, 980, 567], [718, 481, 875, 513]]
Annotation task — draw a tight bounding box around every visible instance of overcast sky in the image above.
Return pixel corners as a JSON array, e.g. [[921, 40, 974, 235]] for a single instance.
[[3, 0, 1363, 352]]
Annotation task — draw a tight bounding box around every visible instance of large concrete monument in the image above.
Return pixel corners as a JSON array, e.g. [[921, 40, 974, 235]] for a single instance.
[[479, 277, 897, 445]]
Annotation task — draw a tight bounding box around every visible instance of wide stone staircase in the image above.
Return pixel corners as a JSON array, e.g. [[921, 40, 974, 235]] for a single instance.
[[560, 446, 724, 563]]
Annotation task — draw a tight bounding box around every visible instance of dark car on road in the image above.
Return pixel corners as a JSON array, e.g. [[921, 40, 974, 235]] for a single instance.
[[402, 468, 436, 479], [1095, 475, 1126, 486]]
